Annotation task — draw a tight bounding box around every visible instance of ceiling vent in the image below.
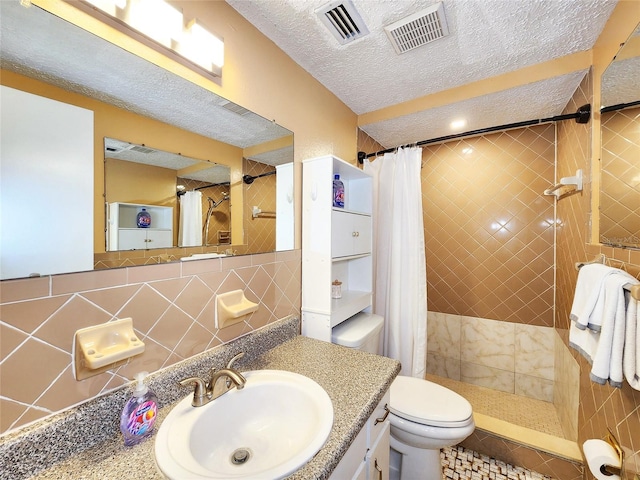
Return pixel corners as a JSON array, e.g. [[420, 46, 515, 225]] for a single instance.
[[219, 99, 252, 116], [384, 2, 449, 55], [316, 0, 370, 45]]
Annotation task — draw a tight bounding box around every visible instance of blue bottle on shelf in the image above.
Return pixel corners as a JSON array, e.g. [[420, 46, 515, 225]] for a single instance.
[[136, 208, 151, 228], [333, 174, 344, 208]]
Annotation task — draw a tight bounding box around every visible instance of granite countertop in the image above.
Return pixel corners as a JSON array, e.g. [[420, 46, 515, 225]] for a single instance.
[[24, 332, 400, 480]]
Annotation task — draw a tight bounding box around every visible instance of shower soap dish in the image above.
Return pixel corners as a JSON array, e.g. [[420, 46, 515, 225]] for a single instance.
[[74, 318, 145, 380], [216, 290, 259, 328]]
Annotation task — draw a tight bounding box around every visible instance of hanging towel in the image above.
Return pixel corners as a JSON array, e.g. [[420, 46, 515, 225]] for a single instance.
[[570, 264, 618, 331], [623, 295, 640, 390], [589, 273, 635, 387], [569, 321, 599, 363], [179, 191, 203, 247]]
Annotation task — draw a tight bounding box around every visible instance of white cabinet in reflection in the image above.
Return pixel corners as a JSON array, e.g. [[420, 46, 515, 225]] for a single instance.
[[107, 202, 173, 251]]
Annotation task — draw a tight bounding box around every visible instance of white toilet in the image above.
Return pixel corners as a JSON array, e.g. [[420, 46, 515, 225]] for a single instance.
[[332, 312, 475, 480]]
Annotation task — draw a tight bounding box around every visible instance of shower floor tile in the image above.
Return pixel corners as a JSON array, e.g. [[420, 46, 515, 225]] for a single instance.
[[426, 374, 566, 439], [442, 445, 553, 480]]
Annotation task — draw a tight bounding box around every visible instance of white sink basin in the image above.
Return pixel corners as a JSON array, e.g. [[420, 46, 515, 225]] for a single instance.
[[154, 370, 334, 479]]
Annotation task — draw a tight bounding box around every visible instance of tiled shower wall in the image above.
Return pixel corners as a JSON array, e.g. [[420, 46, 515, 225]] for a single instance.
[[427, 312, 555, 402], [0, 250, 300, 435], [599, 106, 640, 246], [556, 70, 640, 476], [421, 125, 556, 327], [243, 158, 277, 255], [359, 125, 557, 399]]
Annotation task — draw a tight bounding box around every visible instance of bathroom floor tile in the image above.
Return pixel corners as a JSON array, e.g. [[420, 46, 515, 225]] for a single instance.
[[427, 374, 565, 438], [442, 445, 553, 480]]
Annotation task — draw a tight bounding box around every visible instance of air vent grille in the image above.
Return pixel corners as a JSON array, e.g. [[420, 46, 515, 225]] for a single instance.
[[219, 99, 252, 116], [316, 0, 369, 45], [384, 2, 449, 55], [130, 145, 155, 154]]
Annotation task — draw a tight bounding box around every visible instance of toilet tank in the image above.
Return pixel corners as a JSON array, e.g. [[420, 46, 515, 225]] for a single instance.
[[331, 312, 384, 354]]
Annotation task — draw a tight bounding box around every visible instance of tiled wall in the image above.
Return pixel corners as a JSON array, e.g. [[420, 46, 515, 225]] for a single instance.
[[243, 158, 277, 254], [427, 312, 554, 402], [0, 250, 301, 435], [599, 106, 640, 246], [421, 125, 556, 327], [554, 330, 580, 441], [556, 71, 640, 476]]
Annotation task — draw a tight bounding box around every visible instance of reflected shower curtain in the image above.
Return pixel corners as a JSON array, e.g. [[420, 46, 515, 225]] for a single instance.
[[364, 147, 427, 378], [179, 191, 203, 247]]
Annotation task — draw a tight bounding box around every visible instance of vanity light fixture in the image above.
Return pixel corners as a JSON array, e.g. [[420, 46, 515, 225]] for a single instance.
[[79, 0, 224, 77], [174, 19, 225, 72]]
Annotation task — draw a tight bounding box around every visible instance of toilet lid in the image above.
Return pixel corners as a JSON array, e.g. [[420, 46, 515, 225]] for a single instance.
[[390, 376, 473, 428]]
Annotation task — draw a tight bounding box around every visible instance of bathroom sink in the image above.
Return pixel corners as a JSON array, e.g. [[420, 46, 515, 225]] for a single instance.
[[154, 370, 334, 479]]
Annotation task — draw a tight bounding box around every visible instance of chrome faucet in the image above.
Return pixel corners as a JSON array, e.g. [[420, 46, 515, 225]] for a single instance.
[[179, 352, 247, 407]]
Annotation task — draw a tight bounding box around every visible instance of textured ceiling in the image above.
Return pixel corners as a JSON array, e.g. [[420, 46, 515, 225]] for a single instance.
[[0, 2, 292, 154], [228, 0, 619, 149], [1, 1, 625, 154]]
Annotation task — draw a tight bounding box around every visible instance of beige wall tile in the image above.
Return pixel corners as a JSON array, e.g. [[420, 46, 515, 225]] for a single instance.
[[515, 373, 554, 402], [427, 311, 461, 359], [0, 251, 301, 434], [515, 324, 554, 380], [427, 353, 461, 380], [460, 361, 515, 393], [0, 337, 70, 404], [461, 316, 515, 371], [52, 268, 127, 295], [33, 296, 112, 353], [0, 295, 71, 333], [0, 276, 50, 303]]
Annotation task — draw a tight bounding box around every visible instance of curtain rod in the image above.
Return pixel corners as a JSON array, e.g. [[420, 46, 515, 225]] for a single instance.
[[357, 104, 591, 163], [601, 99, 640, 114]]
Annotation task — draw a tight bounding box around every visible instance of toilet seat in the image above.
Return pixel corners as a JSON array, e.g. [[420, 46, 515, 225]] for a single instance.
[[390, 376, 473, 428]]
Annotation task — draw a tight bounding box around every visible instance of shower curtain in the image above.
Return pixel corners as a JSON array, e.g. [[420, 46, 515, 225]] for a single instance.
[[178, 191, 203, 247], [364, 147, 427, 378]]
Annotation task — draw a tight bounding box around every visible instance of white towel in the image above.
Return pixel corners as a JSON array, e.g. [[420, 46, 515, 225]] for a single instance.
[[569, 320, 599, 362], [570, 264, 618, 330], [623, 296, 640, 390], [589, 273, 634, 387]]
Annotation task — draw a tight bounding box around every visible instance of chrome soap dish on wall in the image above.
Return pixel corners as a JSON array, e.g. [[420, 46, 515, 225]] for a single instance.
[[544, 169, 583, 198]]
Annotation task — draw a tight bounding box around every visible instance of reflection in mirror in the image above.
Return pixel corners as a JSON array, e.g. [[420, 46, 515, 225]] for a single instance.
[[599, 24, 640, 248], [0, 2, 294, 280], [104, 138, 231, 252]]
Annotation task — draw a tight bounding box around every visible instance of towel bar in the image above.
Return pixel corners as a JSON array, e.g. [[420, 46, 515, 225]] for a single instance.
[[575, 254, 640, 301]]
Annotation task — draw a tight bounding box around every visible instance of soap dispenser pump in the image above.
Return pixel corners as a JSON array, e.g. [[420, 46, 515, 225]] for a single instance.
[[120, 372, 158, 446]]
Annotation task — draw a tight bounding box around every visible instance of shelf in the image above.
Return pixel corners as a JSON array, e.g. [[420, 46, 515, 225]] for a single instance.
[[331, 207, 371, 217], [330, 290, 372, 327], [332, 253, 371, 262], [119, 228, 171, 231]]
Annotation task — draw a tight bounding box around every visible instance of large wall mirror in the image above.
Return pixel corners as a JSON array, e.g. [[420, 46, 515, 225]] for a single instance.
[[0, 2, 294, 280], [599, 23, 640, 249]]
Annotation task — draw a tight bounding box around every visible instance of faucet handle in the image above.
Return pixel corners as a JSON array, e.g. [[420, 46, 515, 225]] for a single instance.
[[179, 376, 208, 407], [226, 352, 245, 369]]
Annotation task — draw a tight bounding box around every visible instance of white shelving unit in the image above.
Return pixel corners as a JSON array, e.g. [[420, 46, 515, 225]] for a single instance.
[[107, 202, 173, 251], [302, 155, 373, 342]]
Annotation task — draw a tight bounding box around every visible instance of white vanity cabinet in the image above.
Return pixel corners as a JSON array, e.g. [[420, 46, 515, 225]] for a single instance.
[[107, 202, 173, 251], [329, 392, 391, 480], [302, 155, 373, 341]]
